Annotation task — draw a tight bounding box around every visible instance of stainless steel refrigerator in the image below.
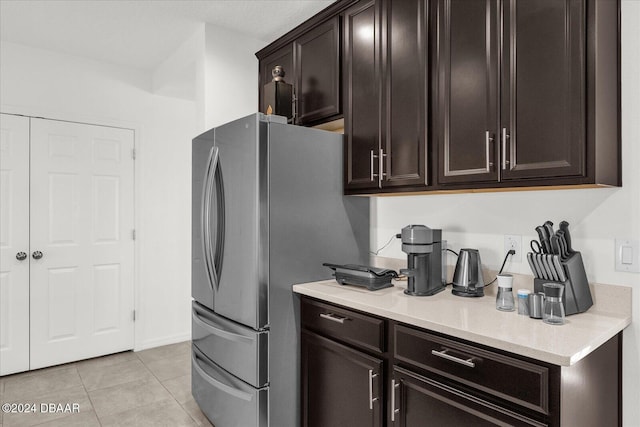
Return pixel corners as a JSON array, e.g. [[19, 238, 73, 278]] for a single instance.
[[191, 113, 369, 427]]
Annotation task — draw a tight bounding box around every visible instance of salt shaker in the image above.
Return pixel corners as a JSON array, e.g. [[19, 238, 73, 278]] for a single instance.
[[496, 274, 515, 311], [517, 289, 531, 316]]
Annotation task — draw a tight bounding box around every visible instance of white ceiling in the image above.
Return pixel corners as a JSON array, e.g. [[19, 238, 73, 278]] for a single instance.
[[0, 0, 334, 71]]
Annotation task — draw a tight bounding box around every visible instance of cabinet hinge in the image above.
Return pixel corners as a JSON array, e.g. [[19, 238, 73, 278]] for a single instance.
[[132, 148, 136, 160], [132, 229, 136, 240]]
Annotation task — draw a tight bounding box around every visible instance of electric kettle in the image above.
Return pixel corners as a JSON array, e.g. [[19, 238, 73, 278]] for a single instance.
[[451, 248, 485, 297]]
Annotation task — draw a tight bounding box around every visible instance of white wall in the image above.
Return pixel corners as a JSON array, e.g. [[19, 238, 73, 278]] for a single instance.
[[371, 2, 640, 424], [0, 41, 197, 350], [201, 24, 265, 130]]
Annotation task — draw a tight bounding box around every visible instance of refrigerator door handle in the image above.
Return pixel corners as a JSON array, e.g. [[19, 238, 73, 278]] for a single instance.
[[201, 146, 225, 292], [192, 351, 253, 402], [193, 308, 253, 344]]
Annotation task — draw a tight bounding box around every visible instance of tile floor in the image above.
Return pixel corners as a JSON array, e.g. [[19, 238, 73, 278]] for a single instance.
[[0, 341, 213, 427]]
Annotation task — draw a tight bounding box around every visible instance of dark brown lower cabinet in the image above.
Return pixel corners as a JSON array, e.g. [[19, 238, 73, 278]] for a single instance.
[[391, 367, 545, 427], [301, 330, 384, 427], [300, 296, 621, 427]]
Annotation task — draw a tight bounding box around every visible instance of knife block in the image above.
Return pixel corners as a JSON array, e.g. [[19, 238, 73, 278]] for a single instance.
[[533, 251, 593, 316]]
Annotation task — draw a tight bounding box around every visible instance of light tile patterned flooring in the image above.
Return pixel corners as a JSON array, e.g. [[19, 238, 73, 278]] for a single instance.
[[0, 341, 213, 427]]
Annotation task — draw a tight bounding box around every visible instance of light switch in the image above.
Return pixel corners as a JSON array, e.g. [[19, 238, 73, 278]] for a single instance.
[[621, 246, 633, 265], [615, 239, 640, 273]]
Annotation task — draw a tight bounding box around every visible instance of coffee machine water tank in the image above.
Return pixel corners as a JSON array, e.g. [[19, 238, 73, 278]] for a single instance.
[[399, 225, 446, 296]]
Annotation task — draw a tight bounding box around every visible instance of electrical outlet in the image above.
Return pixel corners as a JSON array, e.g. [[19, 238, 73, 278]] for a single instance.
[[504, 235, 522, 263]]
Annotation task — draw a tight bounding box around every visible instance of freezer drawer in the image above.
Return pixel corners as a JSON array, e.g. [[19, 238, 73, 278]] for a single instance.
[[192, 301, 268, 388], [192, 345, 268, 427]]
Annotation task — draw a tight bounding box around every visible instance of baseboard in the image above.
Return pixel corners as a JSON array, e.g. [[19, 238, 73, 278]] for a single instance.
[[135, 332, 191, 352]]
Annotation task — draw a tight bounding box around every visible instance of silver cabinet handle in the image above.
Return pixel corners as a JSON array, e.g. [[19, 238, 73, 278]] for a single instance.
[[32, 251, 43, 260], [319, 313, 347, 324], [501, 128, 509, 170], [485, 131, 494, 170], [378, 149, 387, 188], [368, 370, 378, 410], [370, 150, 379, 182], [391, 379, 400, 421], [431, 348, 476, 368], [16, 252, 27, 261]]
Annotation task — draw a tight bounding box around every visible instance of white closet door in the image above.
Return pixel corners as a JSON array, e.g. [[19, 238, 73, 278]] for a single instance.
[[0, 114, 30, 375], [29, 118, 135, 369]]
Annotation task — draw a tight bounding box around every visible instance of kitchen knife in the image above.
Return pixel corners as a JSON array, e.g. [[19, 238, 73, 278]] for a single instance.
[[540, 254, 556, 281], [527, 252, 539, 278], [534, 254, 548, 280], [559, 220, 574, 254], [534, 226, 551, 254], [545, 254, 559, 281], [543, 221, 554, 241], [553, 255, 567, 282], [556, 230, 570, 260], [549, 235, 561, 256]]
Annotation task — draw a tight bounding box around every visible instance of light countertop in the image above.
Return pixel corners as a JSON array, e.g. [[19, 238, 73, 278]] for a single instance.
[[292, 279, 631, 366]]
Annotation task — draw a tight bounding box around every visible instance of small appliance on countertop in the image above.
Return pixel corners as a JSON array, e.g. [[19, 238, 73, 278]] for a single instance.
[[322, 263, 397, 291], [398, 225, 446, 296], [527, 220, 593, 315], [451, 248, 486, 297]]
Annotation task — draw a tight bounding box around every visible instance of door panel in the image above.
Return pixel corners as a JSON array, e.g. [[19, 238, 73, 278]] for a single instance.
[[192, 129, 216, 312], [383, 0, 429, 187], [301, 331, 383, 427], [344, 0, 381, 191], [196, 114, 267, 330], [437, 0, 499, 184], [29, 118, 134, 369], [0, 113, 30, 375], [501, 0, 585, 180], [295, 17, 341, 124]]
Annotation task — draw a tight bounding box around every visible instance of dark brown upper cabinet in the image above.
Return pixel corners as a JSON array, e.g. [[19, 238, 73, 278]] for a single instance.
[[257, 0, 619, 194], [436, 0, 500, 185], [381, 0, 429, 188], [295, 18, 341, 125], [257, 2, 354, 127], [344, 0, 430, 193], [501, 0, 586, 181], [436, 0, 620, 190], [343, 0, 381, 191]]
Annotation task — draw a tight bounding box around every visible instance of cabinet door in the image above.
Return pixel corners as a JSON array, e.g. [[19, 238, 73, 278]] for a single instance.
[[391, 367, 546, 427], [381, 0, 429, 188], [436, 0, 499, 184], [259, 45, 294, 115], [500, 0, 585, 181], [344, 0, 381, 191], [301, 331, 383, 427], [295, 17, 341, 125]]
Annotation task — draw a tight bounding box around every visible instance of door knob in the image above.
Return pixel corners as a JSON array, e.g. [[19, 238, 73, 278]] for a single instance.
[[16, 252, 27, 261], [32, 251, 43, 260]]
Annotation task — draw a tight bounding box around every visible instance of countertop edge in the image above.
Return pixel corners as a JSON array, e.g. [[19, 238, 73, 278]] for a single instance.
[[293, 282, 631, 367]]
